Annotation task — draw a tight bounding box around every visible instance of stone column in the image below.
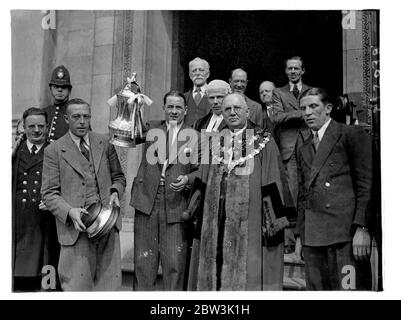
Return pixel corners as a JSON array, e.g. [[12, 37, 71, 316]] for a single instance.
[[110, 10, 175, 272]]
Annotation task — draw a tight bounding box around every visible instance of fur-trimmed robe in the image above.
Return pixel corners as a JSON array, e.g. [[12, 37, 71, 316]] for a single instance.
[[187, 123, 287, 291]]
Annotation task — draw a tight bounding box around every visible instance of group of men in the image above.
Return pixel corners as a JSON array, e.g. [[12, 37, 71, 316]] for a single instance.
[[12, 54, 374, 292]]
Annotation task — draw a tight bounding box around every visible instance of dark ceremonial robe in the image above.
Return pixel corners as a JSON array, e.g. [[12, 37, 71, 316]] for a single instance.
[[188, 122, 289, 290]]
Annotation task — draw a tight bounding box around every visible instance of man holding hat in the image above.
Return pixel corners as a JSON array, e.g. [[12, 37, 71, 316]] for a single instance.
[[41, 98, 126, 291], [43, 65, 72, 142]]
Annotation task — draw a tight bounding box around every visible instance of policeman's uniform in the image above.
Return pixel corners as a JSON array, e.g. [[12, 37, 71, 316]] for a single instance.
[[42, 65, 72, 142]]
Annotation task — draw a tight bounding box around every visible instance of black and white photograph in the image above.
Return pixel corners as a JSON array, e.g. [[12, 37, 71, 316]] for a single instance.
[[3, 0, 397, 302]]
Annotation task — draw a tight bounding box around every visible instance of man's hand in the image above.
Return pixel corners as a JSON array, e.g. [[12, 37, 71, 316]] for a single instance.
[[68, 208, 88, 232], [170, 175, 189, 192], [294, 236, 303, 262], [353, 227, 371, 261], [109, 192, 120, 208], [38, 200, 47, 211]]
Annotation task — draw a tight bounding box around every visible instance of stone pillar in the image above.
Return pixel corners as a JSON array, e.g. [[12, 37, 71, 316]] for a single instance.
[[342, 10, 378, 126], [110, 11, 175, 272], [11, 10, 48, 134]]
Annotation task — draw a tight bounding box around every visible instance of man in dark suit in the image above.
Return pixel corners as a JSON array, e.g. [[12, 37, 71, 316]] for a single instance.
[[131, 90, 199, 290], [41, 98, 126, 291], [229, 68, 264, 128], [12, 107, 58, 291], [183, 57, 211, 126], [43, 65, 72, 142], [259, 80, 276, 133], [193, 79, 230, 133], [272, 56, 311, 207], [295, 88, 372, 290]]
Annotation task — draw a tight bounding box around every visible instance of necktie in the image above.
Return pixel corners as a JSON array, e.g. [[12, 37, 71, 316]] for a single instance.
[[262, 105, 269, 129], [194, 88, 202, 105], [31, 144, 37, 155], [80, 138, 90, 161], [292, 84, 299, 99], [312, 131, 320, 151]]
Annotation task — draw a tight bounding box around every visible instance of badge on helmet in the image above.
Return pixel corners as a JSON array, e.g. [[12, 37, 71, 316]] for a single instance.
[[49, 65, 72, 88]]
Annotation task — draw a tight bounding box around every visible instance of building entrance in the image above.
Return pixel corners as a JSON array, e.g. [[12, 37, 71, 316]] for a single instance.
[[176, 10, 343, 100]]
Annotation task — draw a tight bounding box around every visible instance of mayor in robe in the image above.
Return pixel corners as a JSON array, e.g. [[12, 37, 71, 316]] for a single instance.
[[187, 93, 290, 290]]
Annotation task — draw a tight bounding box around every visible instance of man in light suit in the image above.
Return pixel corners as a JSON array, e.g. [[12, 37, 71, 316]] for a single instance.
[[131, 91, 199, 290], [229, 68, 264, 128], [184, 57, 211, 126], [193, 79, 230, 133], [272, 56, 311, 208], [295, 88, 372, 290], [41, 98, 126, 291]]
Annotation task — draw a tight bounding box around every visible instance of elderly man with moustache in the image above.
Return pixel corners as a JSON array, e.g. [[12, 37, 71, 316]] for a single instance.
[[295, 88, 372, 290], [41, 98, 126, 291], [188, 93, 289, 291], [184, 57, 212, 126]]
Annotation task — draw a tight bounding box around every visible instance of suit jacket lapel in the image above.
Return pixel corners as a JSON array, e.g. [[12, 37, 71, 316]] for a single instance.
[[297, 84, 310, 102], [167, 123, 192, 169], [300, 136, 314, 170], [217, 119, 227, 132], [89, 132, 104, 174], [283, 84, 299, 109], [307, 120, 342, 188], [61, 134, 85, 177]]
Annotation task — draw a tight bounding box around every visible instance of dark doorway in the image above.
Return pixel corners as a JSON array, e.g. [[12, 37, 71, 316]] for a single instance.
[[176, 11, 343, 101]]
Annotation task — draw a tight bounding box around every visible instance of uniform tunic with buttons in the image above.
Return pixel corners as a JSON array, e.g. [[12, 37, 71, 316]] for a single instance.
[[43, 103, 69, 142], [12, 140, 58, 277]]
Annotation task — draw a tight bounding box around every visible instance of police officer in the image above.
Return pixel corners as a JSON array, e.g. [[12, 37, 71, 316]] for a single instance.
[[43, 65, 72, 142], [12, 107, 59, 291]]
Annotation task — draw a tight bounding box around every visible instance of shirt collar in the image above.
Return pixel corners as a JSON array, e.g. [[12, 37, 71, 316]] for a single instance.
[[290, 81, 303, 91], [230, 123, 247, 137], [314, 118, 331, 140], [166, 121, 184, 133], [193, 84, 207, 95], [26, 141, 44, 153], [69, 130, 90, 147], [211, 113, 223, 120]]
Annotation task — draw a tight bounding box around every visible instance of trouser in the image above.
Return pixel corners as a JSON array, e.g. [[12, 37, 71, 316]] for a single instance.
[[58, 227, 121, 291], [134, 184, 188, 291], [262, 242, 285, 290], [283, 153, 298, 251], [303, 242, 372, 290], [13, 276, 42, 292], [283, 153, 298, 209]]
